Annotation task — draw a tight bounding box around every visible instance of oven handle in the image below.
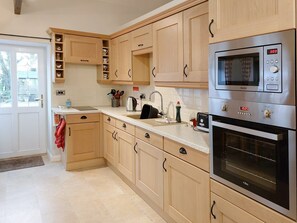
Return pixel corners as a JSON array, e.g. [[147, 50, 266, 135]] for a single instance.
[[212, 121, 283, 141]]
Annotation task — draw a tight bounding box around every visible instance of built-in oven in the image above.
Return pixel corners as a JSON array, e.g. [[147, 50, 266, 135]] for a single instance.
[[210, 115, 296, 219], [209, 29, 297, 220]]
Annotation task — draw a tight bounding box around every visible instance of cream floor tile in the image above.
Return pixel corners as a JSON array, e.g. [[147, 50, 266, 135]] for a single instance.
[[0, 161, 166, 223]]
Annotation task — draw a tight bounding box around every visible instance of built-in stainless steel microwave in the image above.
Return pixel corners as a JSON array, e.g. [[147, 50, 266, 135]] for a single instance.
[[215, 44, 281, 92], [209, 30, 296, 106]]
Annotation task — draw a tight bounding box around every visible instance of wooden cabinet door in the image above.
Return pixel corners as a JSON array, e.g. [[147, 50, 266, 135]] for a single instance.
[[65, 34, 102, 64], [131, 24, 153, 51], [211, 193, 264, 223], [103, 123, 116, 165], [110, 38, 118, 80], [164, 152, 210, 223], [183, 2, 208, 83], [67, 122, 99, 162], [135, 139, 164, 208], [209, 0, 295, 43], [117, 33, 132, 81], [153, 12, 183, 82], [115, 129, 135, 183]]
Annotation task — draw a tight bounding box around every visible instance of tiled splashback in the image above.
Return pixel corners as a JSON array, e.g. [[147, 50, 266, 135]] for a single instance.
[[125, 85, 209, 122], [51, 64, 209, 123]]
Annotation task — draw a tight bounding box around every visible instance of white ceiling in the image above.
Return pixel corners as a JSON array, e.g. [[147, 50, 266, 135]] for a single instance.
[[0, 0, 173, 37]]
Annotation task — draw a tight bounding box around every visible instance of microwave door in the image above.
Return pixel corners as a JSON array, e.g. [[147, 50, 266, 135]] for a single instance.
[[215, 47, 264, 92]]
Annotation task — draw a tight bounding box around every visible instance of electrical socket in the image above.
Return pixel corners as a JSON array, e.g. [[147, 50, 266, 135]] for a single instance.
[[56, 90, 65, 96]]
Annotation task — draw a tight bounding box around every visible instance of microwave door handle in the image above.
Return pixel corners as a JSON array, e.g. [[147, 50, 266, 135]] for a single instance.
[[211, 121, 283, 141]]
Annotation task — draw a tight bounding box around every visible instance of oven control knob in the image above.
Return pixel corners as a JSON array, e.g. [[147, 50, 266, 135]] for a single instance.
[[269, 65, 279, 73], [221, 104, 228, 112], [264, 109, 272, 118]]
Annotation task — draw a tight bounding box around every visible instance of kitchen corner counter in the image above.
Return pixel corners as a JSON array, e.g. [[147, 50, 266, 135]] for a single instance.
[[52, 106, 210, 154]]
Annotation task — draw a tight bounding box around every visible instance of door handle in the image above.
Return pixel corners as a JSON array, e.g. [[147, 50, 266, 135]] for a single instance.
[[152, 67, 156, 77], [134, 142, 138, 154], [162, 158, 167, 172], [128, 69, 131, 78], [183, 64, 188, 78], [209, 19, 214, 38], [211, 201, 216, 219], [35, 94, 44, 108]]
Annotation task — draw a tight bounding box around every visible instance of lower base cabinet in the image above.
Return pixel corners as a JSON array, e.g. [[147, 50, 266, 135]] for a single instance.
[[116, 129, 135, 184], [103, 122, 116, 165], [135, 139, 164, 208], [211, 193, 264, 223], [163, 152, 210, 223]]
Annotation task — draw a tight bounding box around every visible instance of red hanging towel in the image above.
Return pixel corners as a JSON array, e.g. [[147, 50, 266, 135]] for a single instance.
[[55, 118, 66, 151]]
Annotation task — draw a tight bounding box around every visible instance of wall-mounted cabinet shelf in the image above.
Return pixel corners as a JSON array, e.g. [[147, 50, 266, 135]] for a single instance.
[[53, 33, 65, 83]]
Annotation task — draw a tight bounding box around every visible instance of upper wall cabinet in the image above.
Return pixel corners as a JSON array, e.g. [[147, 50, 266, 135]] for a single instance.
[[131, 24, 153, 51], [110, 33, 132, 81], [208, 0, 295, 43], [152, 2, 209, 88], [65, 34, 103, 64]]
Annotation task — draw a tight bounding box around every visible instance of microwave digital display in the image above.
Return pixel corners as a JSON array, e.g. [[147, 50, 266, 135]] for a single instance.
[[267, 48, 278, 55]]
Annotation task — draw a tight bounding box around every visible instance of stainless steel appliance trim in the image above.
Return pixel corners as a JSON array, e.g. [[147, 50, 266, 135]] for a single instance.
[[215, 46, 264, 92], [212, 120, 283, 141], [210, 115, 297, 220]]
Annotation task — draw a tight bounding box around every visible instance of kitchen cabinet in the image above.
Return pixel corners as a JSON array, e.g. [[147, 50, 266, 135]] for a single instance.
[[103, 121, 116, 165], [103, 116, 136, 183], [208, 0, 295, 43], [131, 24, 153, 51], [65, 34, 102, 64], [110, 33, 132, 81], [134, 136, 164, 208], [163, 152, 210, 223], [211, 193, 264, 223], [152, 2, 209, 88], [63, 113, 102, 170], [115, 129, 135, 183], [211, 180, 296, 223]]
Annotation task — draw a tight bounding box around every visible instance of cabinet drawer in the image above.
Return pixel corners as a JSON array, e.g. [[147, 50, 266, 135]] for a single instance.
[[66, 113, 100, 124], [132, 24, 153, 51], [103, 114, 115, 126], [115, 120, 135, 135], [136, 127, 163, 149], [164, 138, 209, 172]]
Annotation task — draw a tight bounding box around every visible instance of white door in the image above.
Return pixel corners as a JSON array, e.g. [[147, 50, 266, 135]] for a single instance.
[[0, 44, 47, 159]]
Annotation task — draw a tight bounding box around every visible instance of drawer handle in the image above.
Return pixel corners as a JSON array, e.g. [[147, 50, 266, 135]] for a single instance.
[[122, 123, 127, 128], [80, 115, 87, 119], [107, 117, 111, 121], [162, 158, 167, 172], [80, 59, 89, 62], [145, 133, 150, 138], [179, 147, 187, 155], [211, 201, 216, 219], [138, 43, 144, 47], [134, 142, 138, 154]]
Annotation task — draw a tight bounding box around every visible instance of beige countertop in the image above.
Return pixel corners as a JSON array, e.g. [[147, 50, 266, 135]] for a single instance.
[[52, 106, 210, 154]]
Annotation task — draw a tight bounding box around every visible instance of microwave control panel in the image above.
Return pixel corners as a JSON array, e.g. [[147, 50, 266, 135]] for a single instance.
[[263, 44, 282, 93]]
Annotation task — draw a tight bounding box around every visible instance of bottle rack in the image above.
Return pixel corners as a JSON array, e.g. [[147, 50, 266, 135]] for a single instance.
[[54, 33, 65, 83]]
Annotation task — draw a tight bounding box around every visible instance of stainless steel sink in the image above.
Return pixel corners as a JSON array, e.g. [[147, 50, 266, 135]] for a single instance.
[[125, 114, 186, 126]]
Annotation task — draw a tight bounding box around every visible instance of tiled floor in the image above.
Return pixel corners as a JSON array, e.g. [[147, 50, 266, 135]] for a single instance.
[[0, 156, 166, 223]]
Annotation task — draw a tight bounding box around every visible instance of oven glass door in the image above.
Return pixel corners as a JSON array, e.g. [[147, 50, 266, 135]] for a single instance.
[[212, 117, 289, 209], [216, 47, 263, 91]]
